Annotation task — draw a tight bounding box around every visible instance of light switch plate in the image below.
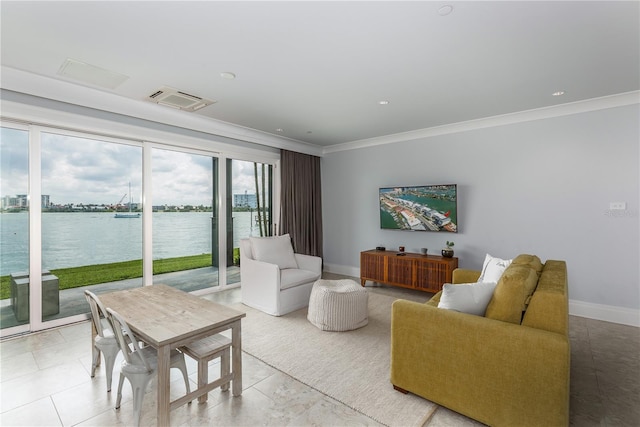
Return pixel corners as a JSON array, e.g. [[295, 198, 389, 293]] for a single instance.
[[609, 202, 626, 210]]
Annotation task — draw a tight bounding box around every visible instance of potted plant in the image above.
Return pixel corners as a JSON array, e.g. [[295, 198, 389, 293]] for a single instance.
[[442, 241, 454, 258]]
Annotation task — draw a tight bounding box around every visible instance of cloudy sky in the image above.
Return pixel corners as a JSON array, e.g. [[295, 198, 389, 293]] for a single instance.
[[1, 128, 264, 207]]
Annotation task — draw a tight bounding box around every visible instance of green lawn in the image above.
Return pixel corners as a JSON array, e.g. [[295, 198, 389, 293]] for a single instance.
[[0, 254, 212, 300]]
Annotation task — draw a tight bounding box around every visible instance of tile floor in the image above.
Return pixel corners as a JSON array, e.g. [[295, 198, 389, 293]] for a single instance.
[[0, 284, 638, 426]]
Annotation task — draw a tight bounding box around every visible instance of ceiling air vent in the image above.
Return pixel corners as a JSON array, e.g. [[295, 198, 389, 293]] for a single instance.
[[146, 86, 215, 112]]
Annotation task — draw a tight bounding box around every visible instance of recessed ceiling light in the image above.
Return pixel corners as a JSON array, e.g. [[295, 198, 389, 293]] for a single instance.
[[276, 128, 284, 132], [378, 100, 390, 105], [220, 72, 236, 80], [552, 91, 565, 96], [438, 5, 454, 16]]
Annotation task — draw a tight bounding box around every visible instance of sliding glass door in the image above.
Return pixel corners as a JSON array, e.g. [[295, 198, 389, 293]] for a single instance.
[[0, 126, 30, 330], [151, 147, 219, 291], [40, 131, 143, 321], [0, 118, 278, 336]]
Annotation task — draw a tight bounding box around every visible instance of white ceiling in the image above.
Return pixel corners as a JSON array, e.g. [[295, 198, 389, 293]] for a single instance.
[[1, 1, 639, 150]]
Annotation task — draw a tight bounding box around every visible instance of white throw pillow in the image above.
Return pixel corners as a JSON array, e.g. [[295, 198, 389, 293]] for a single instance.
[[250, 234, 299, 270], [477, 253, 512, 283], [437, 281, 497, 316]]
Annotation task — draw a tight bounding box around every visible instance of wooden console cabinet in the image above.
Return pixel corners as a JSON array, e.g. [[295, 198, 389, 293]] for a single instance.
[[360, 249, 458, 293]]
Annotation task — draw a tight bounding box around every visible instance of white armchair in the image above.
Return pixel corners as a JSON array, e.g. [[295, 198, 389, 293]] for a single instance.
[[240, 234, 322, 316]]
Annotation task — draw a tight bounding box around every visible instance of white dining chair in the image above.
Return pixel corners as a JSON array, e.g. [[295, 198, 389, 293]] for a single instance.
[[106, 307, 191, 427], [85, 290, 120, 392]]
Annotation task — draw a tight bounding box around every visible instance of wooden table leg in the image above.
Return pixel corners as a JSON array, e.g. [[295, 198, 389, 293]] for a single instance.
[[231, 321, 242, 396], [157, 345, 171, 426], [221, 348, 230, 392], [197, 357, 208, 404]]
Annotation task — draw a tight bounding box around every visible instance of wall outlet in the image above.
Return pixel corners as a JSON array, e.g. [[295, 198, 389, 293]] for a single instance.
[[609, 202, 626, 210]]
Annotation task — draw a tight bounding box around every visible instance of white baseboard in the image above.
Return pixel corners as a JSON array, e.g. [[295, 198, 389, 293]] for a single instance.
[[323, 263, 640, 327], [569, 300, 640, 327], [323, 263, 360, 279]]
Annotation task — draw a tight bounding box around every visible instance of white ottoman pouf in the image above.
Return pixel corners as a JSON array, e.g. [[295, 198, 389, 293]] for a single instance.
[[307, 279, 369, 331]]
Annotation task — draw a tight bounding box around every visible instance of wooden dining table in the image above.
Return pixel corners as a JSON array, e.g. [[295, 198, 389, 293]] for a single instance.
[[99, 284, 246, 426]]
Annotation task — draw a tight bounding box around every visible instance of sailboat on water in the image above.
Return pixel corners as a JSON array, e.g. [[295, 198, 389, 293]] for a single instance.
[[114, 183, 141, 218]]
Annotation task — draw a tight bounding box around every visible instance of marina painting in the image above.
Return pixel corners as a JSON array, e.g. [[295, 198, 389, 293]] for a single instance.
[[379, 184, 458, 233]]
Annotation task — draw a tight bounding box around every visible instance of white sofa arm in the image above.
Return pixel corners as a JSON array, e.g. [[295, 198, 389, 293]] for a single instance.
[[294, 253, 322, 275], [240, 257, 281, 314]]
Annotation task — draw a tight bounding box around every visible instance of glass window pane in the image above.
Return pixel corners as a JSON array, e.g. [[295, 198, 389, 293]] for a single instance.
[[228, 159, 273, 285], [0, 127, 30, 329], [151, 148, 218, 291], [41, 132, 142, 322]]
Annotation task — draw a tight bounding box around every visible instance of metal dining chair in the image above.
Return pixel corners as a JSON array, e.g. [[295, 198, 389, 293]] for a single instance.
[[106, 307, 191, 427], [84, 290, 120, 392]]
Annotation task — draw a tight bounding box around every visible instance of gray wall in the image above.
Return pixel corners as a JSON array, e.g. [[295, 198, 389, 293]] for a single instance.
[[321, 104, 639, 312]]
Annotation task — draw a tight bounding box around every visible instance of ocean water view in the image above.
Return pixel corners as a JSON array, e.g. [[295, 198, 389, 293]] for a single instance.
[[0, 211, 258, 276]]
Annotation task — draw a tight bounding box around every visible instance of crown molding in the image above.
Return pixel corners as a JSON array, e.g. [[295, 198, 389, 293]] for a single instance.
[[323, 91, 640, 155], [0, 66, 324, 157], [1, 98, 288, 165]]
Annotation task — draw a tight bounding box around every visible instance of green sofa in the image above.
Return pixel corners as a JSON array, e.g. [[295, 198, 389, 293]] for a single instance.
[[390, 255, 569, 427]]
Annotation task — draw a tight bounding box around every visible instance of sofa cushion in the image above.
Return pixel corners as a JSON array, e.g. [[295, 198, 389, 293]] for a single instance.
[[280, 268, 320, 290], [437, 281, 497, 316], [485, 264, 539, 324], [521, 260, 569, 335], [511, 254, 543, 275], [510, 254, 543, 306], [477, 253, 512, 283], [426, 291, 441, 307], [250, 234, 298, 270]]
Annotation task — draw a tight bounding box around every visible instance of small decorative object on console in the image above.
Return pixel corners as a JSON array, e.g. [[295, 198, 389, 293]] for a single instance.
[[442, 241, 454, 258]]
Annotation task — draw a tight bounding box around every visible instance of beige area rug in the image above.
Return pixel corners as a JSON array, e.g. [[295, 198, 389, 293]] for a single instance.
[[236, 288, 437, 427]]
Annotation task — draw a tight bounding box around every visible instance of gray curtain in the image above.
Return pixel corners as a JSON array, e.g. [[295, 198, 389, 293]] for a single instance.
[[280, 149, 323, 258]]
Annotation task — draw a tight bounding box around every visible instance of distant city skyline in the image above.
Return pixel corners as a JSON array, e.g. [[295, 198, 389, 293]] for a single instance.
[[1, 192, 261, 210]]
